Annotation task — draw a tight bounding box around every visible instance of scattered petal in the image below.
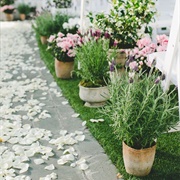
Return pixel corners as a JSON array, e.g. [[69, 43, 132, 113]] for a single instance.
[[45, 164, 55, 170]]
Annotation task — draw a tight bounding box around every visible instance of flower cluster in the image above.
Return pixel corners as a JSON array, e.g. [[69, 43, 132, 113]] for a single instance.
[[0, 5, 15, 14], [126, 34, 169, 72], [62, 17, 80, 34], [47, 32, 81, 62], [89, 0, 156, 48]]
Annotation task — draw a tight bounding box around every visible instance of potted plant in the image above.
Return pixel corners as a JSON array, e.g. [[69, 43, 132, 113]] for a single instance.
[[74, 38, 110, 107], [17, 3, 30, 20], [89, 0, 156, 49], [32, 11, 55, 44], [0, 5, 15, 21], [47, 32, 81, 79], [100, 71, 179, 176]]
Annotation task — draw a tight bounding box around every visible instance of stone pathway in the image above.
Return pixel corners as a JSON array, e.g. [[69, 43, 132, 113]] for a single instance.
[[0, 21, 118, 180]]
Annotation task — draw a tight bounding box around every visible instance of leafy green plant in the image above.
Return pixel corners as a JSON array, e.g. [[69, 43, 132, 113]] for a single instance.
[[52, 0, 72, 8], [89, 0, 157, 48], [75, 39, 110, 87], [100, 71, 179, 149], [0, 0, 14, 6], [32, 11, 55, 37], [52, 13, 69, 34], [17, 3, 30, 15]]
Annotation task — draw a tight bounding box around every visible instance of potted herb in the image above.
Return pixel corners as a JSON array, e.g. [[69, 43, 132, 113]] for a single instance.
[[32, 11, 55, 44], [100, 71, 179, 176], [74, 38, 110, 107], [47, 32, 81, 79], [17, 3, 30, 20]]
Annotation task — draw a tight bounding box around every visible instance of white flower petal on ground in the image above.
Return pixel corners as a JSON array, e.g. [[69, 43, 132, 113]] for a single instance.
[[45, 164, 55, 170], [76, 158, 86, 165], [19, 164, 29, 174], [49, 82, 57, 87], [62, 101, 68, 105], [34, 159, 44, 165], [79, 163, 89, 171], [75, 135, 85, 142], [70, 163, 76, 168], [82, 121, 87, 127], [75, 131, 83, 135], [71, 113, 80, 118], [59, 130, 68, 136], [98, 119, 104, 122]]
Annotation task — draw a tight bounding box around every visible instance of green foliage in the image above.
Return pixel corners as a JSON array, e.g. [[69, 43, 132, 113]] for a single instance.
[[75, 39, 110, 87], [32, 11, 55, 37], [101, 72, 179, 149], [89, 0, 157, 48], [0, 0, 14, 6], [52, 13, 69, 34], [17, 3, 30, 15], [52, 0, 72, 8]]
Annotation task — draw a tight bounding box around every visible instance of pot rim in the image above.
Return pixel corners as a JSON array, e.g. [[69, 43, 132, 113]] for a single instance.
[[123, 141, 156, 152]]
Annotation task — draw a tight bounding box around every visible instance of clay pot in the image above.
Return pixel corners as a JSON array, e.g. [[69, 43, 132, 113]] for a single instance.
[[40, 36, 48, 44], [4, 13, 14, 21], [20, 14, 26, 21], [123, 142, 156, 176], [55, 59, 74, 79]]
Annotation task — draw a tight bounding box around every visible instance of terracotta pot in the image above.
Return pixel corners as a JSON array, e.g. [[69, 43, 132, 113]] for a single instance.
[[40, 36, 48, 44], [79, 85, 109, 107], [123, 142, 156, 177], [4, 13, 14, 21], [108, 49, 127, 65], [55, 59, 74, 79], [108, 49, 127, 76], [20, 14, 26, 21]]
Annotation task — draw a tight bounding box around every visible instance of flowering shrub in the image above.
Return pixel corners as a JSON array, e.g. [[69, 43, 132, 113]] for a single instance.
[[52, 0, 72, 8], [0, 5, 15, 14], [89, 0, 156, 48], [62, 17, 80, 34], [0, 0, 14, 6], [126, 34, 169, 72], [47, 32, 81, 62]]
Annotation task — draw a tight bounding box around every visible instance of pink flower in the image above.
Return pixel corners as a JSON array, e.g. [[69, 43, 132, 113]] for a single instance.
[[156, 45, 167, 52], [156, 34, 168, 45], [129, 61, 138, 70], [48, 35, 56, 43], [0, 5, 14, 12], [137, 37, 151, 49], [57, 32, 64, 38], [146, 58, 152, 67]]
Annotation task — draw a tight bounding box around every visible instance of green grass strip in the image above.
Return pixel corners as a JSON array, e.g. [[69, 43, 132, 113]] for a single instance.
[[36, 34, 180, 180]]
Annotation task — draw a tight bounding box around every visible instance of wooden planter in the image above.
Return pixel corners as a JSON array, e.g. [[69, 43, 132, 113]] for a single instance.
[[55, 59, 74, 79], [79, 85, 109, 107], [123, 142, 156, 176]]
